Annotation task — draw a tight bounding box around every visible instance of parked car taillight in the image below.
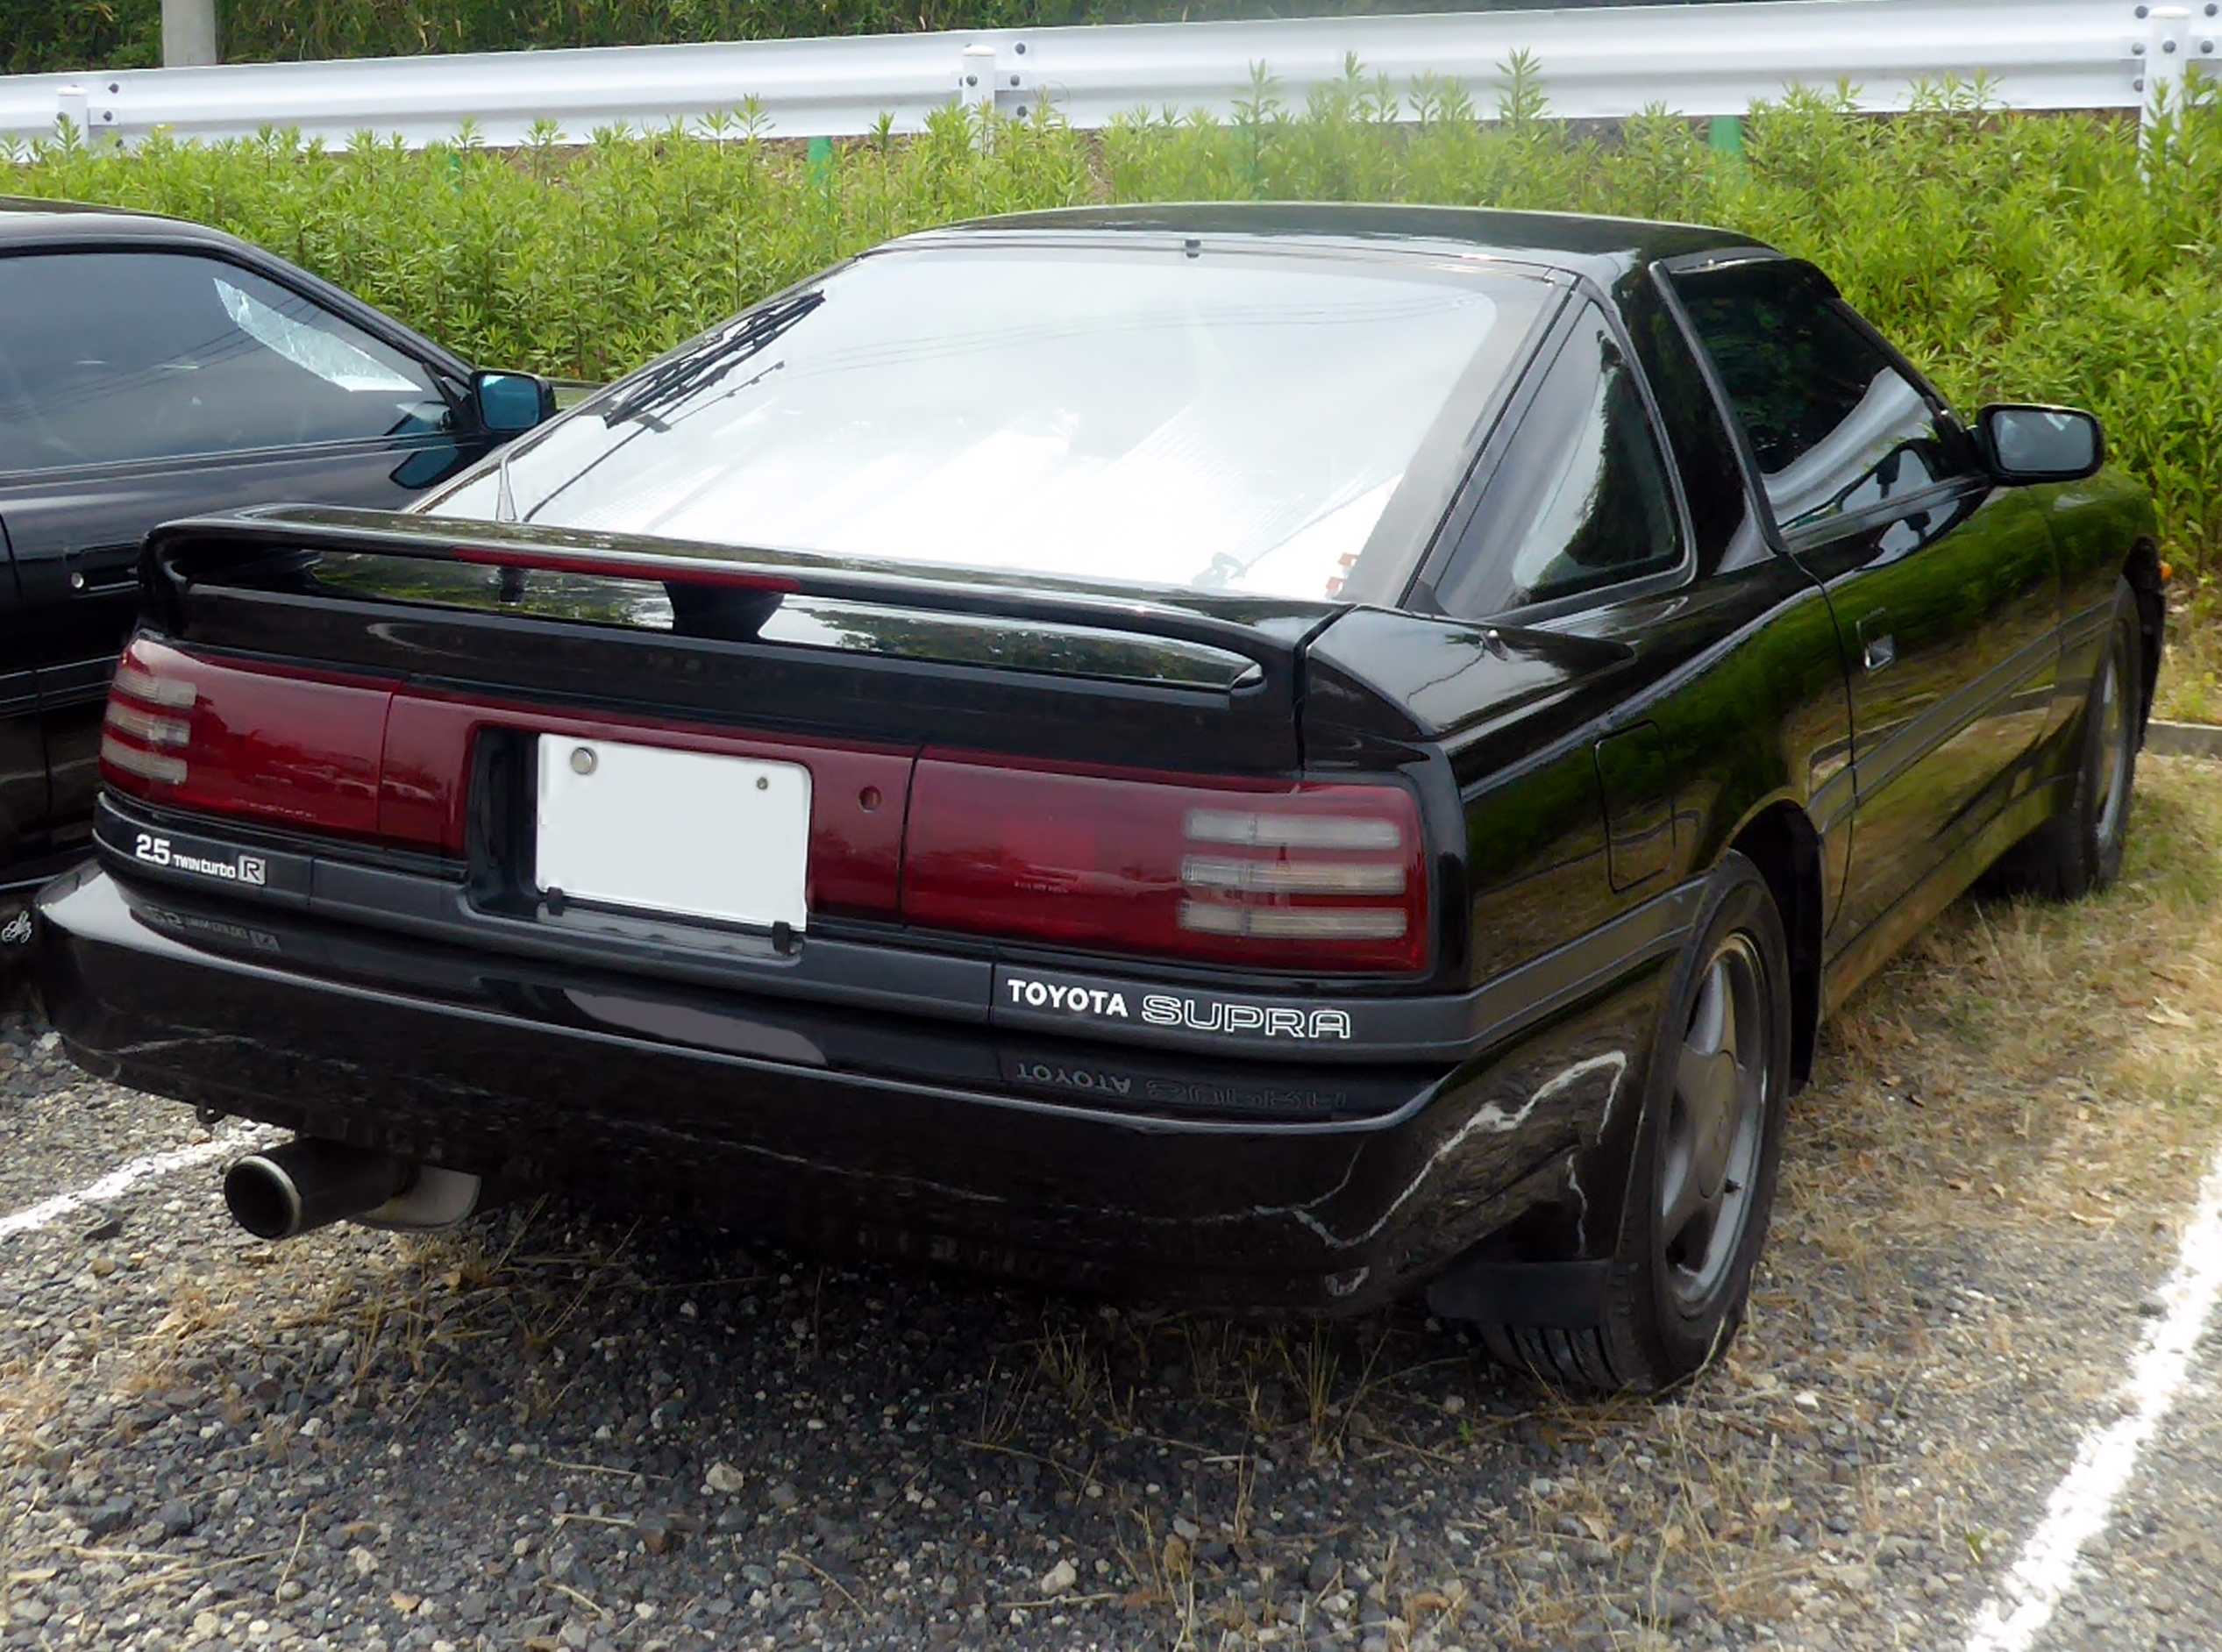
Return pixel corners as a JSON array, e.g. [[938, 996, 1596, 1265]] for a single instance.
[[101, 638, 398, 841], [100, 645, 1430, 973], [901, 754, 1428, 973]]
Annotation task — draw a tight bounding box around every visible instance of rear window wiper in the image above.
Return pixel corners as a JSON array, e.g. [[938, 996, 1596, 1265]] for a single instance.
[[600, 290, 825, 427]]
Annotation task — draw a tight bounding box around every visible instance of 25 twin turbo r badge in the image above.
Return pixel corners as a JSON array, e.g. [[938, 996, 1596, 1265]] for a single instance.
[[134, 832, 266, 887]]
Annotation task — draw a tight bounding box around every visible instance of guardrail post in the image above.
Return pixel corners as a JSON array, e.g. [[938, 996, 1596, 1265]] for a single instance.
[[959, 44, 997, 113], [959, 42, 998, 148], [54, 84, 88, 146], [2138, 4, 2192, 148]]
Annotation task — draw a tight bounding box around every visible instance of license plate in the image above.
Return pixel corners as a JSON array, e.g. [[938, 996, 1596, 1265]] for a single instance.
[[534, 736, 810, 931]]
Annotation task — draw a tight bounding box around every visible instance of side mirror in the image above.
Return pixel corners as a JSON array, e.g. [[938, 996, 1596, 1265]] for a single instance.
[[1979, 404, 2103, 483], [472, 370, 557, 436]]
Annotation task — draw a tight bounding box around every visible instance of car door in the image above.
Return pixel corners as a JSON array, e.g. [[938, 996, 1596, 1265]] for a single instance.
[[1664, 257, 2060, 961], [0, 246, 488, 847]]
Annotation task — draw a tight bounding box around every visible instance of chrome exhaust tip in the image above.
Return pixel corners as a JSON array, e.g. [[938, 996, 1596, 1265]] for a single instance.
[[223, 1139, 416, 1241]]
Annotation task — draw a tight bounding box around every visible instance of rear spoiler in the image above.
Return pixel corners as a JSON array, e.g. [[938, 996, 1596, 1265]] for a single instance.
[[144, 506, 1342, 697]]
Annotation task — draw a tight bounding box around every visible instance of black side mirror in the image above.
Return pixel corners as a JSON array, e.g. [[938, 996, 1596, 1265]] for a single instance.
[[472, 370, 557, 435], [1979, 404, 2103, 483]]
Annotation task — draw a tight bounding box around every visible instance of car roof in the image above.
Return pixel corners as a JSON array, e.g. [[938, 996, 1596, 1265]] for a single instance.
[[0, 195, 244, 250], [908, 202, 1769, 287]]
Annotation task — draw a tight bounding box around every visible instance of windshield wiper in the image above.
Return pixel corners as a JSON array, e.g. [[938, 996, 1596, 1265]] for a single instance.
[[599, 290, 826, 427]]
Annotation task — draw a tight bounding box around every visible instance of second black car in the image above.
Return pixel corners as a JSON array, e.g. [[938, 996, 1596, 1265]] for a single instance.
[[0, 197, 553, 952]]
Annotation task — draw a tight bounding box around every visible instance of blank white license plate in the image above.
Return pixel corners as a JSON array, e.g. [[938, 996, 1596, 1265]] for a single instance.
[[535, 736, 810, 931]]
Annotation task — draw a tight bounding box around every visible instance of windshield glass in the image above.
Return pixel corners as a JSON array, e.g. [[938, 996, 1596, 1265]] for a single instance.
[[424, 243, 1549, 602]]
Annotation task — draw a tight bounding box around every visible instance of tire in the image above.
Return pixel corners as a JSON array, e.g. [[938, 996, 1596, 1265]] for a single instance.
[[1996, 576, 2142, 901], [1481, 852, 1793, 1394]]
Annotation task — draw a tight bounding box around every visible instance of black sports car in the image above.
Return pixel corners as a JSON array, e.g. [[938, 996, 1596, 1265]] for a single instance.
[[0, 197, 556, 957], [36, 205, 2161, 1392]]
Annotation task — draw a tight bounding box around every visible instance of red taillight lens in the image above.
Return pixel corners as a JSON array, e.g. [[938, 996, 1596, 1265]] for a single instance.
[[902, 755, 1428, 973], [102, 639, 394, 839]]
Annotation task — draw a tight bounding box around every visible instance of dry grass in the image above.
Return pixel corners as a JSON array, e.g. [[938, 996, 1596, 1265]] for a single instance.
[[1804, 755, 2222, 1234]]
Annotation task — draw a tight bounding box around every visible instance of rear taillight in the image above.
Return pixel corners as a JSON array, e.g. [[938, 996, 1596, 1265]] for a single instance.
[[902, 755, 1428, 973], [102, 639, 394, 839], [99, 644, 1428, 974]]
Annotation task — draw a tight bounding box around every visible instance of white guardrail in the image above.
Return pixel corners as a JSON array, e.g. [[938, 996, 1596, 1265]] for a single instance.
[[0, 0, 2213, 151]]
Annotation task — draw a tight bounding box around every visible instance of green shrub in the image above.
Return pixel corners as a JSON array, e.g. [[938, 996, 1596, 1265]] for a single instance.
[[7, 68, 2220, 578], [7, 0, 1599, 75], [1, 1, 162, 75]]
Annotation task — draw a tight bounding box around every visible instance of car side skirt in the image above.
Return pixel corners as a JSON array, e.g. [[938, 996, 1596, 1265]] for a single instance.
[[1821, 767, 2071, 1016]]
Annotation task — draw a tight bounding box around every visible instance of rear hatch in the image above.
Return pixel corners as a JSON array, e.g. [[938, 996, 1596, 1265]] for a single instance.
[[94, 508, 1462, 1067]]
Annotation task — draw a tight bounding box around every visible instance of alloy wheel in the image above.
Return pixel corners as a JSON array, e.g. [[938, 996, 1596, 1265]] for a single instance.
[[1658, 932, 1771, 1311], [2094, 638, 2132, 851]]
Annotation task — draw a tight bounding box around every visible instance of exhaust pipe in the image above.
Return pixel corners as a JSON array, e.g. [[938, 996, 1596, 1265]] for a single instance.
[[225, 1139, 491, 1240], [224, 1139, 417, 1240]]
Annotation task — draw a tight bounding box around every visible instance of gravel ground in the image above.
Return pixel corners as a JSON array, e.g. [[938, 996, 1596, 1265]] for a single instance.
[[2029, 1322, 2222, 1652], [0, 1012, 229, 1223], [4, 760, 2219, 1652]]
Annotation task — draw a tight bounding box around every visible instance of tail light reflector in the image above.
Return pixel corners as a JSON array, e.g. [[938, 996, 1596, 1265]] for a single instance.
[[101, 639, 395, 841], [902, 755, 1428, 973]]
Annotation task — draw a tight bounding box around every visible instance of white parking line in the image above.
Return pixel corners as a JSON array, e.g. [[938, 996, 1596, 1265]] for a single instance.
[[0, 1126, 258, 1240], [1963, 1138, 2222, 1652]]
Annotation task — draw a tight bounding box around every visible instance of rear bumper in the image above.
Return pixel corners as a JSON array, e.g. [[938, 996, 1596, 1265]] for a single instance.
[[38, 865, 1670, 1312], [4, 842, 91, 901]]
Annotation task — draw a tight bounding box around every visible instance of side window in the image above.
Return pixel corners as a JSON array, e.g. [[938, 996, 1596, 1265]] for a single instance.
[[0, 251, 452, 474], [1626, 279, 1749, 564], [1435, 303, 1684, 616], [1670, 262, 1965, 534]]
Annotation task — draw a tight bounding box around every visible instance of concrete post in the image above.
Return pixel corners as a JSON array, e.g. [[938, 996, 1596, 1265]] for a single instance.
[[162, 0, 220, 68]]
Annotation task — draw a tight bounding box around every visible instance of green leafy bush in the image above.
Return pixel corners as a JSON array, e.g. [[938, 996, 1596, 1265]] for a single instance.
[[7, 0, 1595, 75], [1, 1, 162, 75], [6, 68, 2219, 582]]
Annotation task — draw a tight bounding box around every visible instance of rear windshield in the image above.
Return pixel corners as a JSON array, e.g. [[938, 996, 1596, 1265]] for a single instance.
[[425, 243, 1551, 602]]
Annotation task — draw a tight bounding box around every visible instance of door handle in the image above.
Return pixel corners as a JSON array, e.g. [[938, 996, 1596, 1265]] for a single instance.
[[66, 546, 139, 595]]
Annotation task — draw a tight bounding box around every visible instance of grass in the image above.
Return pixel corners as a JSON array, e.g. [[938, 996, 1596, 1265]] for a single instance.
[[1812, 758, 2222, 1232], [5, 66, 2221, 587], [2157, 586, 2222, 723]]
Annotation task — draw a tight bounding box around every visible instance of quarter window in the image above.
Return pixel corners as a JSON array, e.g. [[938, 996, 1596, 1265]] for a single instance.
[[1670, 262, 1965, 533], [0, 251, 451, 473], [1433, 303, 1684, 616]]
